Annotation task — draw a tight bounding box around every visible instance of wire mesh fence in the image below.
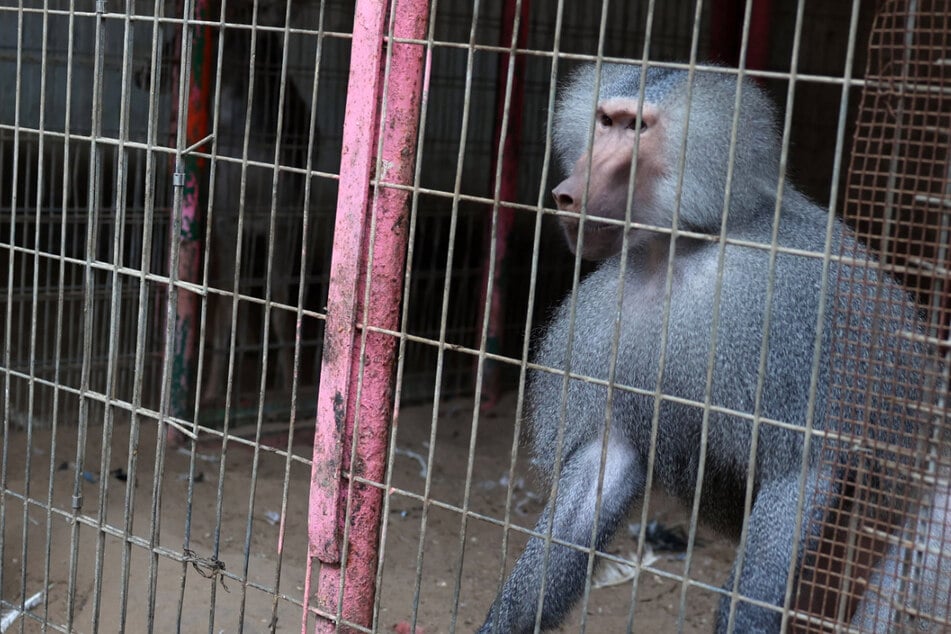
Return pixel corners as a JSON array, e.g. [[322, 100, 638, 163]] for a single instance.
[[795, 1, 951, 631], [0, 0, 948, 633]]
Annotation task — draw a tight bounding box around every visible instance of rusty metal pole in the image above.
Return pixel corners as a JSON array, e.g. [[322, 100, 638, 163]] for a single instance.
[[166, 0, 215, 442], [303, 0, 429, 631]]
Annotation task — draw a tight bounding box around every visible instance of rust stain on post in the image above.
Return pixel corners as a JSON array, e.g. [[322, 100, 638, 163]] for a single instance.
[[166, 0, 215, 442]]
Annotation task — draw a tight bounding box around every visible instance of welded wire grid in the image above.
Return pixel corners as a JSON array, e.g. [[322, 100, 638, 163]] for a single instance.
[[367, 3, 904, 634], [0, 1, 639, 631], [0, 1, 345, 631], [794, 1, 951, 632], [2, 0, 948, 633]]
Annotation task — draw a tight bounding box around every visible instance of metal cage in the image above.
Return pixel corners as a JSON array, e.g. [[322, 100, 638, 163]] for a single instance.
[[1, 0, 948, 632]]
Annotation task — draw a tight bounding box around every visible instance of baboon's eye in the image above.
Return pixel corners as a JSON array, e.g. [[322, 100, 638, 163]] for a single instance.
[[628, 118, 648, 131]]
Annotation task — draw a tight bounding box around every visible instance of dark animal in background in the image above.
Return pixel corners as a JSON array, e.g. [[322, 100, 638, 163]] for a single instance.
[[479, 63, 930, 633], [201, 12, 317, 405]]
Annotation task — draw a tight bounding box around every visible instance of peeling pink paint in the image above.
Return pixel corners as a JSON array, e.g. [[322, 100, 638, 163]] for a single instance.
[[304, 1, 429, 632]]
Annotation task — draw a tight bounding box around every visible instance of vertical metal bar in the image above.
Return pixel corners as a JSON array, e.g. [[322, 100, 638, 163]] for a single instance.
[[42, 0, 77, 626], [166, 0, 215, 440], [148, 0, 205, 627], [450, 0, 528, 628], [305, 0, 427, 630], [119, 0, 168, 627], [21, 0, 50, 624], [671, 3, 755, 626], [825, 3, 919, 625], [779, 1, 864, 629], [623, 4, 665, 626], [236, 3, 297, 630], [475, 0, 530, 411], [206, 4, 261, 630], [176, 0, 225, 622], [89, 2, 137, 630], [724, 0, 807, 628], [271, 0, 327, 628], [479, 0, 568, 629], [530, 1, 614, 629], [370, 7, 435, 630], [401, 0, 479, 629], [0, 0, 24, 619], [65, 2, 107, 628]]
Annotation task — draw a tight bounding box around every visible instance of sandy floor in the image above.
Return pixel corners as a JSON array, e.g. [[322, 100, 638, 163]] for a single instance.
[[1, 393, 736, 633]]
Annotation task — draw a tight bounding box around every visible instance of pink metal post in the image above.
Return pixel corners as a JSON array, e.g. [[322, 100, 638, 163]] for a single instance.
[[304, 0, 429, 631]]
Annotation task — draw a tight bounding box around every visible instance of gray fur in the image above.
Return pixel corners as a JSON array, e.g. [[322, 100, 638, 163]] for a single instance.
[[480, 63, 929, 633]]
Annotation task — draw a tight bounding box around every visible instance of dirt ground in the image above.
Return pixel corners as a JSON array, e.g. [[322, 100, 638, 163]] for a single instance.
[[2, 393, 735, 633]]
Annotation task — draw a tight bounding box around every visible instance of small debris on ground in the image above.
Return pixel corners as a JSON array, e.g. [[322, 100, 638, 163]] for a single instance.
[[478, 474, 540, 515], [395, 447, 427, 478], [176, 447, 219, 463], [1, 588, 45, 632], [628, 520, 691, 552], [592, 548, 660, 589]]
